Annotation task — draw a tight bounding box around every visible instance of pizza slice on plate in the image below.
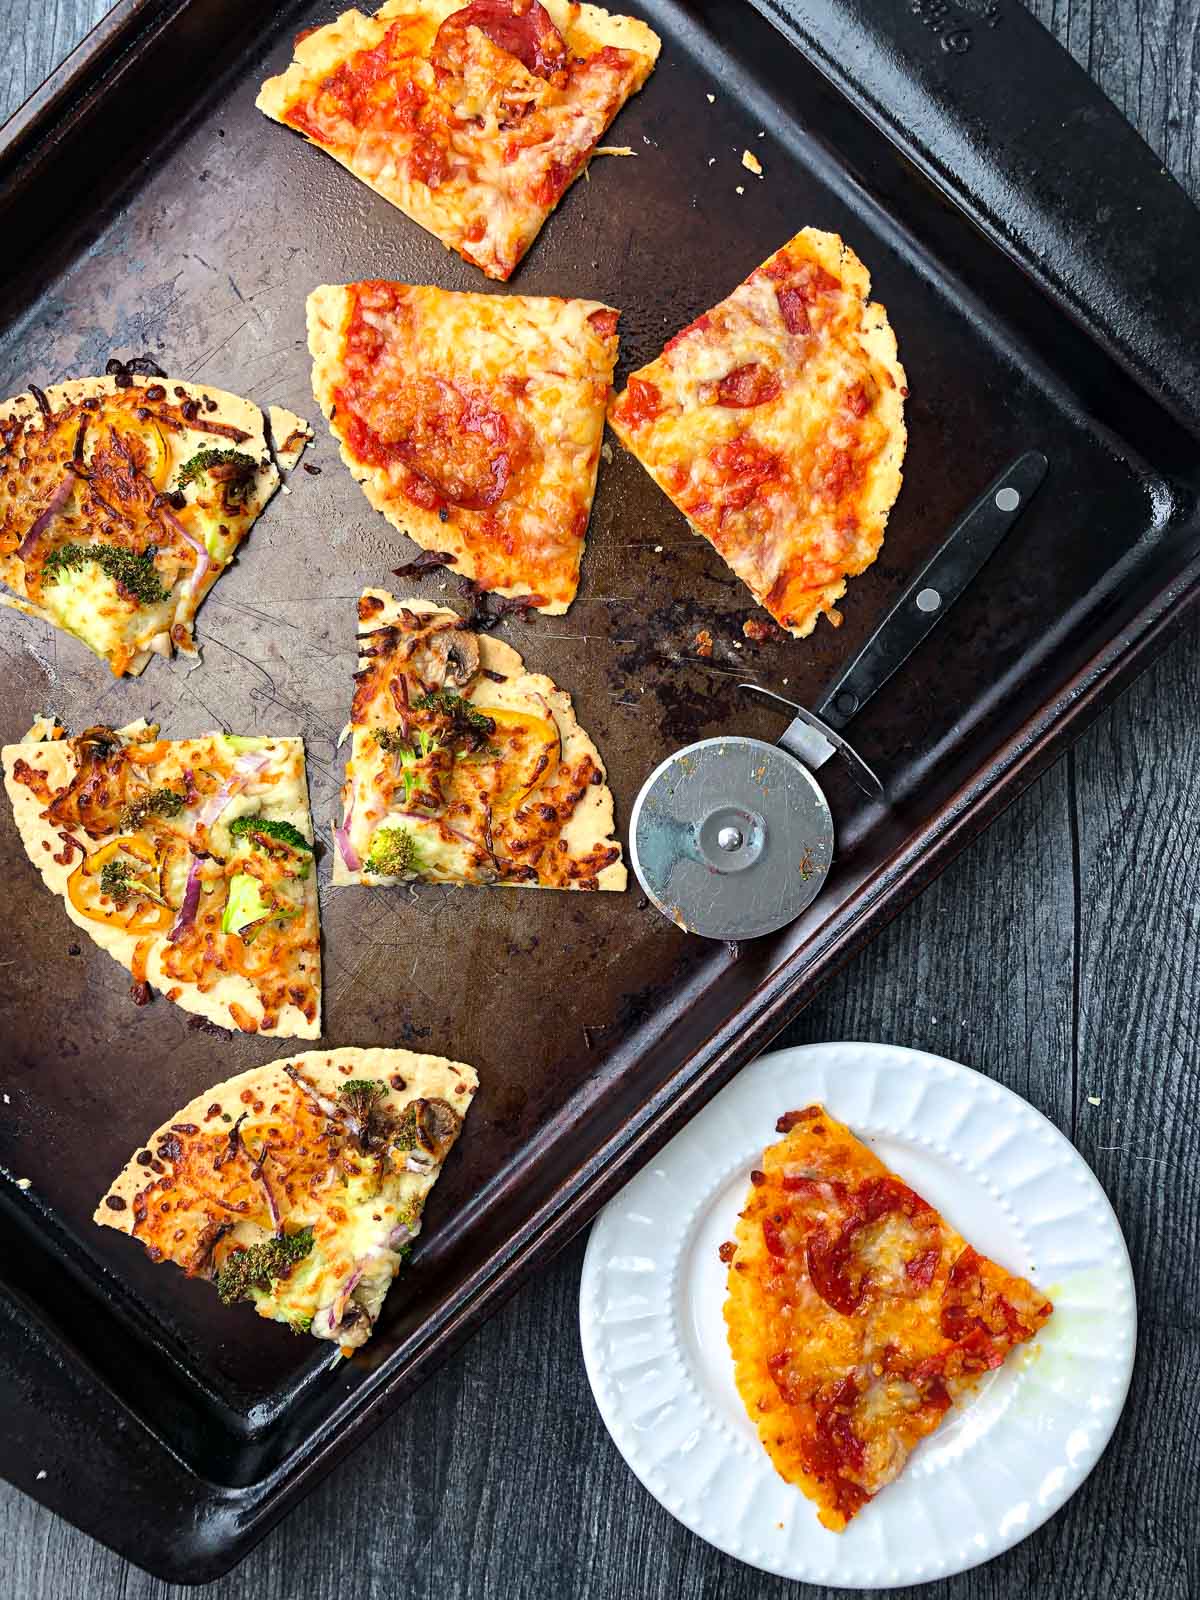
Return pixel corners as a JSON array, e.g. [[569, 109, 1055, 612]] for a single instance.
[[308, 281, 619, 610], [333, 589, 625, 890], [725, 1105, 1053, 1530], [95, 1047, 477, 1350], [608, 228, 908, 638], [258, 0, 660, 281], [3, 719, 321, 1036], [0, 372, 308, 675]]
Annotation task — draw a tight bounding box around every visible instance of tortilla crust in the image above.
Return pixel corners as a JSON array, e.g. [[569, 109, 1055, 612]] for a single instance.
[[333, 589, 625, 890], [2, 732, 321, 1038], [0, 374, 278, 674], [306, 283, 617, 614], [94, 1046, 477, 1231], [268, 405, 313, 473]]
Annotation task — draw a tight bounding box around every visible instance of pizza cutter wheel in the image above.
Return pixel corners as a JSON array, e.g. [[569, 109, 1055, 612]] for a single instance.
[[630, 450, 1048, 941]]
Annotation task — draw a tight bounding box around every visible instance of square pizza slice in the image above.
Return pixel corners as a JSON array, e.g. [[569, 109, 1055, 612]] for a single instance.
[[725, 1105, 1052, 1530], [308, 280, 619, 610], [608, 228, 908, 638], [257, 0, 660, 281]]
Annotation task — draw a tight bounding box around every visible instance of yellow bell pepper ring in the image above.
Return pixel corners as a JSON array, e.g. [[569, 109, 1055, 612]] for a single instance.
[[67, 835, 174, 933]]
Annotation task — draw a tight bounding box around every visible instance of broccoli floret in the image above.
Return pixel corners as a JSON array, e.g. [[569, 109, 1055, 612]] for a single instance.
[[363, 825, 423, 879], [41, 542, 168, 606], [228, 815, 313, 853], [411, 691, 495, 746], [176, 447, 258, 502], [339, 1079, 388, 1149], [339, 1079, 386, 1122], [99, 858, 135, 907], [119, 786, 185, 832], [215, 1227, 315, 1305]]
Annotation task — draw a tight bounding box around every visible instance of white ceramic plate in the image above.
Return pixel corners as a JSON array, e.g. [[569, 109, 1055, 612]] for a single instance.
[[579, 1042, 1136, 1588]]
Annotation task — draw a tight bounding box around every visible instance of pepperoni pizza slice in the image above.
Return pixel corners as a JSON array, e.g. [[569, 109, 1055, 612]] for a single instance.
[[608, 228, 907, 638], [308, 280, 619, 610], [725, 1105, 1052, 1531], [257, 1, 660, 281]]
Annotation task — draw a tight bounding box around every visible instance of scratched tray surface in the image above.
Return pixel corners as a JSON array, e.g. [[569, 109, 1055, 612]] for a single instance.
[[2, 0, 1199, 1541]]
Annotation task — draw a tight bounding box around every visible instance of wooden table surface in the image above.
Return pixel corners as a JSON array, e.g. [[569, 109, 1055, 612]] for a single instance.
[[3, 3, 1199, 1596]]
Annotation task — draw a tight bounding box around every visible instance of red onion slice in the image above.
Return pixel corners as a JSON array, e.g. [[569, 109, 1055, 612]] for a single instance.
[[333, 794, 361, 872], [157, 502, 212, 600], [168, 854, 202, 943], [192, 751, 272, 830], [17, 473, 75, 563]]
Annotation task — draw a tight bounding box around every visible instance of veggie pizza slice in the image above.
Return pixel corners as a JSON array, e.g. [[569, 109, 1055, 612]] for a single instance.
[[0, 372, 308, 675], [725, 1105, 1053, 1531], [308, 281, 619, 611], [257, 1, 660, 281], [96, 1047, 477, 1350], [3, 719, 321, 1036], [608, 228, 908, 638], [333, 589, 625, 890]]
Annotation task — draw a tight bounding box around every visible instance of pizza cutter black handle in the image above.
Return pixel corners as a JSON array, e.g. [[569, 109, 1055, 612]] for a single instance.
[[814, 450, 1048, 732]]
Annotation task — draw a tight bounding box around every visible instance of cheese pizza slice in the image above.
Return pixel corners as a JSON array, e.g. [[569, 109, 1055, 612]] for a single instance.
[[334, 589, 625, 890], [608, 228, 907, 638], [0, 372, 306, 675], [95, 1047, 477, 1349], [308, 281, 619, 610], [257, 1, 660, 281], [3, 719, 321, 1036], [725, 1105, 1052, 1530]]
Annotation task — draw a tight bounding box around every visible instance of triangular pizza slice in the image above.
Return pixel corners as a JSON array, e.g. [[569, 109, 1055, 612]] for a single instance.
[[3, 719, 321, 1036], [0, 373, 308, 675], [258, 1, 660, 281], [308, 281, 619, 612], [608, 228, 908, 638], [95, 1047, 477, 1349], [725, 1104, 1053, 1530], [333, 589, 625, 890]]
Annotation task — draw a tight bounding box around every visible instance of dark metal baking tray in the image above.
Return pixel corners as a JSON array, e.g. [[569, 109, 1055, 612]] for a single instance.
[[2, 0, 1198, 1580]]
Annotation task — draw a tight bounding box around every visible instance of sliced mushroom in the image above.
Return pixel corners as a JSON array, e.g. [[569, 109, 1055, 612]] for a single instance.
[[402, 621, 480, 691], [393, 1096, 462, 1167]]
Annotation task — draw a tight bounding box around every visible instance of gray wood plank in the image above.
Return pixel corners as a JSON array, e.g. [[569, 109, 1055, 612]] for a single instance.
[[1, 3, 1198, 1598]]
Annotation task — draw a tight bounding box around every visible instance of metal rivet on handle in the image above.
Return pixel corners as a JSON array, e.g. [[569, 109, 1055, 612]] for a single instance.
[[916, 588, 941, 612], [995, 486, 1020, 512], [834, 690, 858, 717], [716, 825, 743, 852]]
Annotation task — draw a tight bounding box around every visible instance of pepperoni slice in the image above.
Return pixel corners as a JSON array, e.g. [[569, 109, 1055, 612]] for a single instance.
[[618, 376, 662, 429], [761, 1212, 791, 1258], [706, 435, 781, 513], [433, 0, 568, 81], [587, 308, 620, 340], [715, 363, 782, 409], [806, 1223, 863, 1316], [904, 1247, 941, 1288], [343, 375, 517, 511]]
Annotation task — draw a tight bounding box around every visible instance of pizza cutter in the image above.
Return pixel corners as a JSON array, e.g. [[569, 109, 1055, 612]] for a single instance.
[[629, 450, 1048, 940]]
